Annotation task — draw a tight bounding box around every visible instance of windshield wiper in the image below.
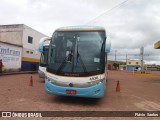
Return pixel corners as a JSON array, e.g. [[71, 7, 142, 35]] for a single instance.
[[56, 49, 73, 74], [76, 37, 87, 73], [56, 36, 88, 74]]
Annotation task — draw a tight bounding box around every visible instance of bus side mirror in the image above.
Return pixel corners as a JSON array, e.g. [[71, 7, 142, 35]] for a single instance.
[[36, 42, 43, 52], [105, 37, 111, 53]]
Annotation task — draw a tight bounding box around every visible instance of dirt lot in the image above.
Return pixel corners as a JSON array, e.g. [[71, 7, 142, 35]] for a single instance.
[[0, 70, 160, 119]]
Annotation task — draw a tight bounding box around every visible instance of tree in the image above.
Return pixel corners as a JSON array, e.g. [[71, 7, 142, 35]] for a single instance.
[[113, 62, 119, 70]]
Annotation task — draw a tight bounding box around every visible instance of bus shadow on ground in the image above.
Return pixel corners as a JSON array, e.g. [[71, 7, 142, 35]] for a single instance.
[[39, 80, 45, 83], [51, 96, 102, 106]]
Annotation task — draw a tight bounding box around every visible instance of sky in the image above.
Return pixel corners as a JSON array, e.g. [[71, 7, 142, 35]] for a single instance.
[[0, 0, 160, 64]]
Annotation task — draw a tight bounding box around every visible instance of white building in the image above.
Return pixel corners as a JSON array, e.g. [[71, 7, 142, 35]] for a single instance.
[[0, 24, 48, 72]]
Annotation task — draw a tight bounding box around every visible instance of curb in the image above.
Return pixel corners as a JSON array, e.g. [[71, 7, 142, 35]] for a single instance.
[[0, 71, 38, 76], [134, 73, 152, 76]]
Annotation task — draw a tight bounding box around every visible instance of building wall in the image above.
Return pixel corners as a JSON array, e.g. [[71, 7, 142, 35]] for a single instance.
[[22, 25, 47, 51], [119, 65, 126, 70], [0, 24, 48, 72], [0, 24, 23, 46], [107, 63, 112, 70], [0, 42, 22, 72], [127, 66, 140, 71], [127, 60, 142, 71], [21, 25, 48, 71], [21, 48, 40, 71], [127, 60, 141, 66]]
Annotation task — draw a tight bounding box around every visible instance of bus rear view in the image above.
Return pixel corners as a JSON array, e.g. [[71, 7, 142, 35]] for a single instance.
[[45, 26, 110, 98], [38, 37, 51, 80]]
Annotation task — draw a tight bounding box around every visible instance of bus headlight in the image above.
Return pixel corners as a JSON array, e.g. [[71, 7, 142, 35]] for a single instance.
[[46, 76, 56, 83], [87, 78, 105, 86]]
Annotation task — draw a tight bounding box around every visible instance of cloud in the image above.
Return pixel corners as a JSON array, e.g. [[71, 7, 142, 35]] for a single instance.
[[86, 0, 160, 64], [0, 0, 160, 64], [0, 0, 126, 35]]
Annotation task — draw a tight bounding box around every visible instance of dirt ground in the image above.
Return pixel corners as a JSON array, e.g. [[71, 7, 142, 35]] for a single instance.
[[0, 70, 160, 119]]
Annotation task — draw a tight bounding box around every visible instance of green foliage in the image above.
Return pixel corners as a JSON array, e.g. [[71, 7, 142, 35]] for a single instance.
[[113, 62, 119, 67]]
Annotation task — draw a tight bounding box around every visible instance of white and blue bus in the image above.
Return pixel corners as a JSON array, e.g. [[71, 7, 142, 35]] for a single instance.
[[37, 37, 51, 80], [45, 26, 110, 98]]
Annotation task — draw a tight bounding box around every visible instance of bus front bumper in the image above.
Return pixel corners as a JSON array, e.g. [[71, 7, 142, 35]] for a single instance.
[[45, 80, 105, 98]]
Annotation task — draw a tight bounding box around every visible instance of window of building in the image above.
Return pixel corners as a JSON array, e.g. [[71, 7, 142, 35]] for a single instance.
[[136, 62, 138, 64], [30, 51, 33, 54], [28, 36, 33, 44], [26, 51, 29, 53], [129, 62, 131, 64]]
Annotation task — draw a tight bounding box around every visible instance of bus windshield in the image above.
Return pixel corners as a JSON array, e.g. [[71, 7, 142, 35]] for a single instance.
[[40, 46, 49, 67], [48, 31, 106, 76]]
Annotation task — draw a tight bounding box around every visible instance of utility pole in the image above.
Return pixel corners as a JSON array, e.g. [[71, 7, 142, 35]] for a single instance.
[[115, 50, 117, 62], [140, 47, 144, 73], [126, 53, 127, 70]]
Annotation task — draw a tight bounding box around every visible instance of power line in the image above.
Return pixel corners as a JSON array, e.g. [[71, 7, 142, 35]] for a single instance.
[[85, 0, 130, 25]]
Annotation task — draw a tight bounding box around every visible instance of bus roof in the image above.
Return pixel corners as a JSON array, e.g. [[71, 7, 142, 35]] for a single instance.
[[55, 26, 105, 32]]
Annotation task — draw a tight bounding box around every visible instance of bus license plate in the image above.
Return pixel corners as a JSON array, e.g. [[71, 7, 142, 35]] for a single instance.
[[66, 90, 76, 94]]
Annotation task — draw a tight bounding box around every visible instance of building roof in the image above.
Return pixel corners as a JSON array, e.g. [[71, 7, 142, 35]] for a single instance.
[[55, 26, 105, 32], [0, 24, 48, 37], [0, 24, 23, 28], [128, 59, 141, 61]]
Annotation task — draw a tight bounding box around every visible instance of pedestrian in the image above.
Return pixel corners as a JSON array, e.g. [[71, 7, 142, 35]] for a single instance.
[[0, 59, 2, 75]]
